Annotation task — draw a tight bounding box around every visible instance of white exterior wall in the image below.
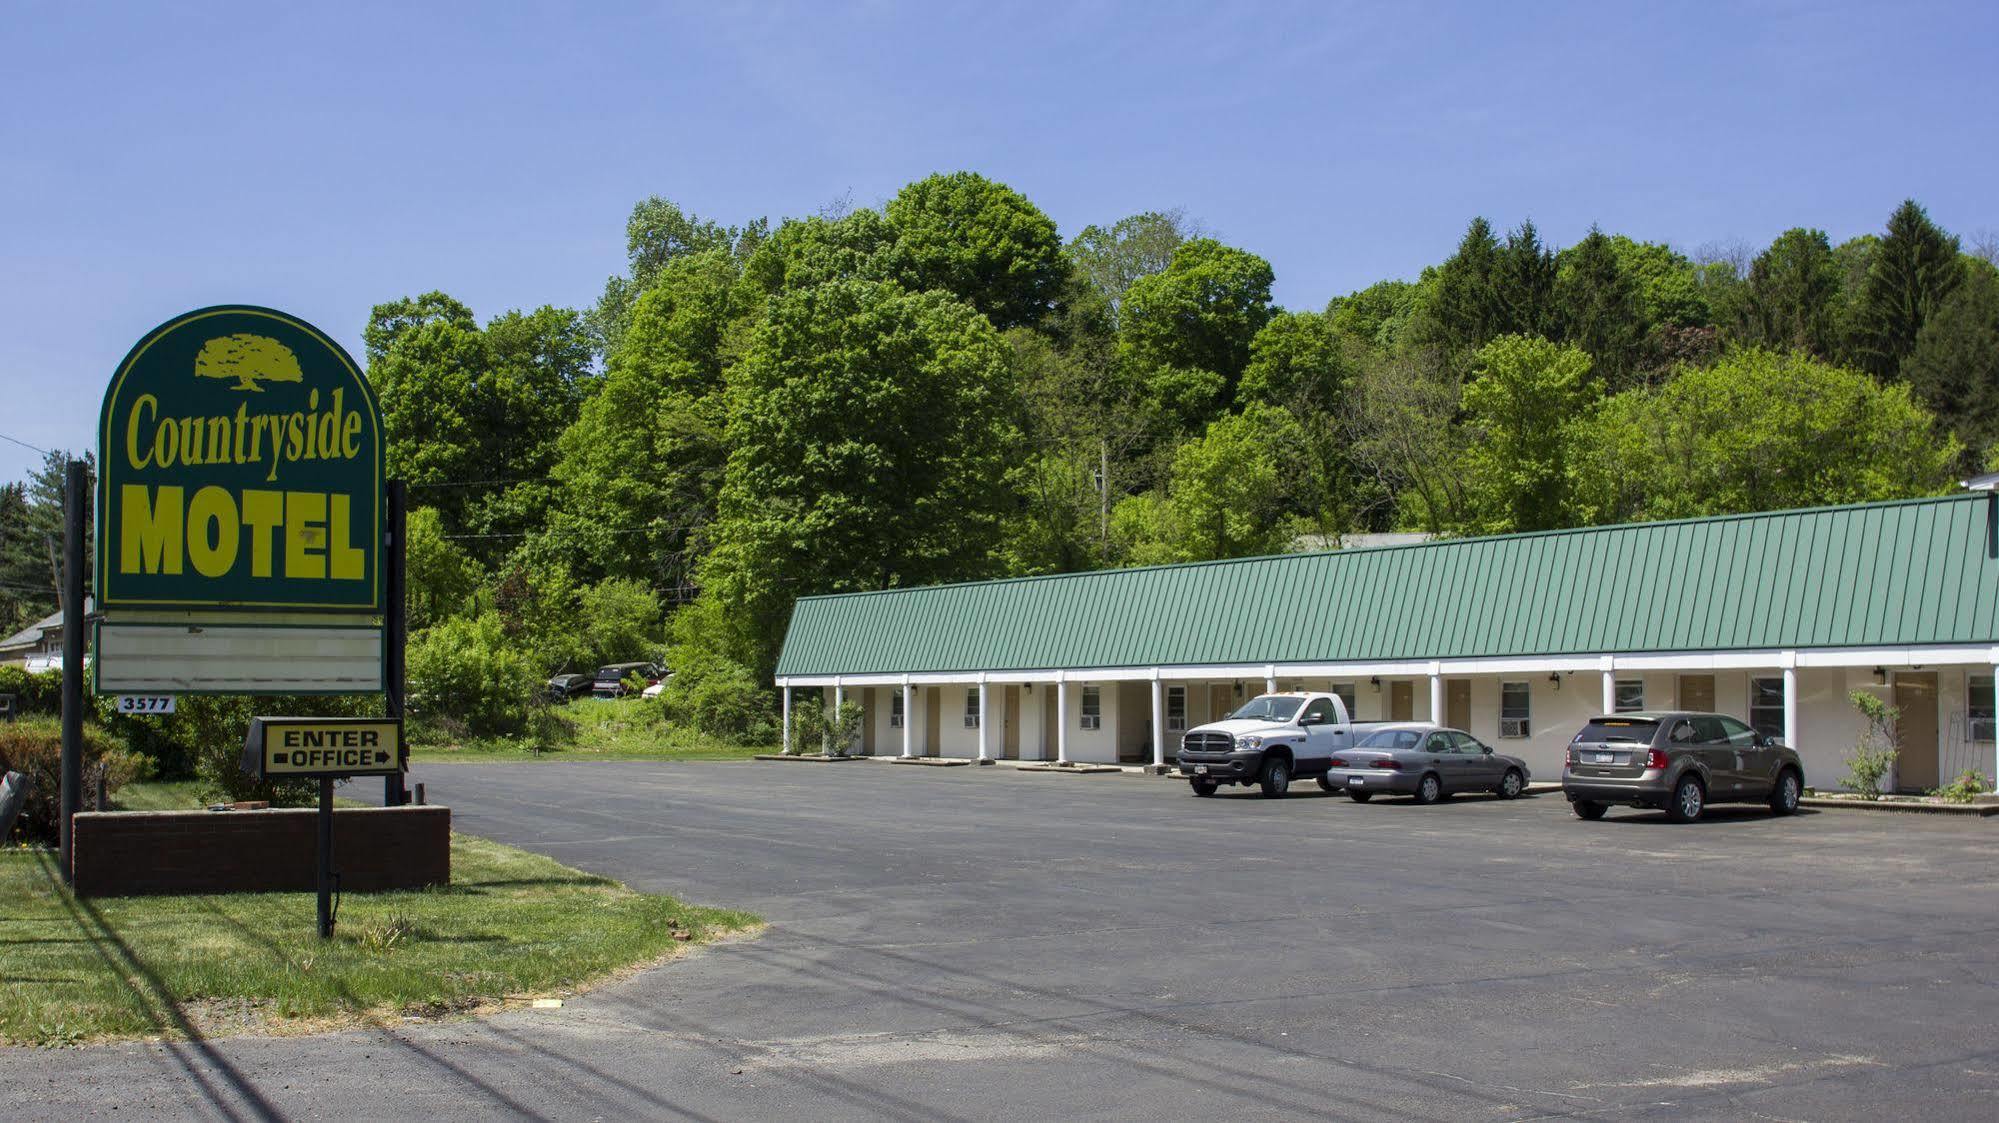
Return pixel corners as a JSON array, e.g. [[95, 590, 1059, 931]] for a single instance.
[[936, 684, 981, 758], [1063, 679, 1121, 763]]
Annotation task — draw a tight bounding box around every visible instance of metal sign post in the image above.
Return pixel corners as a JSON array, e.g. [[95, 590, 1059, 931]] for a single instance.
[[58, 459, 87, 885], [241, 716, 404, 938]]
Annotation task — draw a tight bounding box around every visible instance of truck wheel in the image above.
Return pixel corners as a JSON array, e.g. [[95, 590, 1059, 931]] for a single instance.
[[1413, 772, 1442, 804], [1496, 769, 1524, 799], [1664, 774, 1705, 823], [1768, 769, 1801, 816], [1259, 757, 1291, 798], [1572, 799, 1607, 820], [1190, 779, 1218, 797], [1347, 790, 1373, 802]]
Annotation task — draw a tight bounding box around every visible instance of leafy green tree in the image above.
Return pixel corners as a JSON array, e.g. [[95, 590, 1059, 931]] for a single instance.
[[1458, 336, 1600, 533], [1830, 234, 1880, 355], [364, 291, 476, 364], [735, 209, 905, 306], [405, 506, 483, 631], [886, 172, 1066, 330], [1067, 209, 1200, 321], [1566, 349, 1958, 524], [577, 577, 662, 668], [1114, 403, 1311, 564], [590, 197, 765, 353], [1738, 228, 1842, 357], [0, 481, 42, 633], [1607, 236, 1708, 330], [407, 614, 538, 736], [1555, 226, 1646, 390], [1903, 262, 1999, 459], [1327, 279, 1419, 349], [1120, 238, 1275, 409], [1239, 311, 1369, 538], [1345, 351, 1466, 532], [1852, 199, 1963, 379], [700, 279, 1020, 675]]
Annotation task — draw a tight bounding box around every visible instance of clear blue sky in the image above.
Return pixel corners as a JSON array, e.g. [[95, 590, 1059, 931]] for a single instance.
[[3, 0, 1993, 482]]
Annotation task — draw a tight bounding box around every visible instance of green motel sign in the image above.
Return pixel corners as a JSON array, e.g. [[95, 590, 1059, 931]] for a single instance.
[[97, 306, 384, 613]]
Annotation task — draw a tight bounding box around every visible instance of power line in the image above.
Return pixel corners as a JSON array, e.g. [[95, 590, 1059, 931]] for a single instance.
[[0, 431, 53, 457]]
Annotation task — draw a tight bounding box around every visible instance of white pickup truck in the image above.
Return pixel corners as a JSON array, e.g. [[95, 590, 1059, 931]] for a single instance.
[[1175, 692, 1378, 798]]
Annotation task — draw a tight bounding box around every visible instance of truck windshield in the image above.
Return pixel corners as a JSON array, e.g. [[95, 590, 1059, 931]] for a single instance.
[[1228, 696, 1303, 722]]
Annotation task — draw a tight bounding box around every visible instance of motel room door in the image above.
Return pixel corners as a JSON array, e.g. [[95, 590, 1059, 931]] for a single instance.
[[861, 688, 876, 756], [1678, 674, 1715, 714], [924, 687, 942, 757], [1446, 680, 1471, 731], [1002, 686, 1021, 759], [1894, 672, 1940, 792], [1390, 681, 1415, 722]]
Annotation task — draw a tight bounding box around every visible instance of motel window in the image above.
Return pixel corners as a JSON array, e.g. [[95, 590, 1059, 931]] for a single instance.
[[1615, 679, 1644, 712], [1750, 677, 1785, 741], [1331, 683, 1357, 722], [1166, 686, 1187, 732], [1080, 685, 1102, 730], [890, 689, 904, 728], [1499, 681, 1530, 739], [964, 688, 980, 728], [1972, 675, 1996, 743]]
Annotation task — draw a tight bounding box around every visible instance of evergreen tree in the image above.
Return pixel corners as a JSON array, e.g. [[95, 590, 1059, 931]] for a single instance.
[[1742, 228, 1841, 357], [1494, 221, 1558, 339], [1852, 199, 1963, 379], [1903, 263, 1999, 460], [1427, 217, 1506, 354], [1555, 226, 1646, 390]]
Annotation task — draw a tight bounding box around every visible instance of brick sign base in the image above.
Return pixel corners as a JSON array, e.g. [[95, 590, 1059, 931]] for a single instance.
[[70, 805, 450, 897]]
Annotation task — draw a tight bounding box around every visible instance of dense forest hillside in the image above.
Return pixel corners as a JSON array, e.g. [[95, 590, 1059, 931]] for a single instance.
[[5, 176, 1992, 740]]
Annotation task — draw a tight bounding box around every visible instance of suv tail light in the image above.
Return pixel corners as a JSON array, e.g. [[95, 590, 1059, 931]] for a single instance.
[[1645, 748, 1670, 771]]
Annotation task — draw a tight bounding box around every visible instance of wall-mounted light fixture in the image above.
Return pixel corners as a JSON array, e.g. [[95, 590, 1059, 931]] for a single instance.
[[1549, 672, 1561, 691], [1370, 676, 1381, 692], [1233, 681, 1243, 697]]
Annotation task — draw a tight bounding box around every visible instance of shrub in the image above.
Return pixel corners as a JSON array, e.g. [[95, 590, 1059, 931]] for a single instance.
[[1932, 770, 1991, 804], [407, 614, 538, 737], [789, 698, 862, 755], [0, 718, 143, 844], [183, 695, 379, 806], [660, 650, 775, 745], [0, 666, 62, 717], [1838, 689, 1899, 798]]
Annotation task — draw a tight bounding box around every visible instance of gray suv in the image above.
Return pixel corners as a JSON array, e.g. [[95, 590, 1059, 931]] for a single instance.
[[1563, 712, 1804, 823]]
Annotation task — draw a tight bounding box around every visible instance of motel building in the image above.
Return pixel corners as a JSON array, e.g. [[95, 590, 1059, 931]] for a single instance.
[[775, 488, 1999, 793]]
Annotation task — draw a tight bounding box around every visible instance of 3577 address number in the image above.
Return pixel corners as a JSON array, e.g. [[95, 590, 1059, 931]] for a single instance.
[[115, 695, 176, 715]]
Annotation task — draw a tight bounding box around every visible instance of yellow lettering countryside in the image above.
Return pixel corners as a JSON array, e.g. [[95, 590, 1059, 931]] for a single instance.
[[124, 387, 363, 483]]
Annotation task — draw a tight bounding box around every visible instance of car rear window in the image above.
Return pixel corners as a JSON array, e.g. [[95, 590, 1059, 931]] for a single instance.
[[1574, 719, 1657, 744], [1358, 728, 1424, 749]]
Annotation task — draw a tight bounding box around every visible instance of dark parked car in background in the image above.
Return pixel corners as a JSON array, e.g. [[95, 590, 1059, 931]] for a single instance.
[[1563, 712, 1804, 823], [594, 662, 663, 699], [546, 673, 593, 703], [1322, 723, 1531, 804]]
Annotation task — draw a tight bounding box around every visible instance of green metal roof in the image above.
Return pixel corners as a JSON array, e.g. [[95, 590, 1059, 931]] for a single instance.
[[775, 493, 1999, 677]]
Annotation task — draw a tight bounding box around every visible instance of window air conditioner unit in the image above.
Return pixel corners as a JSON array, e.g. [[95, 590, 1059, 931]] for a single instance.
[[889, 715, 903, 728], [1080, 715, 1101, 730], [1500, 718, 1528, 738], [963, 715, 979, 727]]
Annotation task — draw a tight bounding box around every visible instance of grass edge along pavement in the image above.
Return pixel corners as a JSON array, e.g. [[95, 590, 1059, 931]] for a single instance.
[[408, 696, 774, 763], [0, 831, 761, 1048]]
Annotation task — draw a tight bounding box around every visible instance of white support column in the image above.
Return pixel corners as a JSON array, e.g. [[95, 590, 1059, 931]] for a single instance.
[[831, 677, 844, 756], [977, 674, 991, 762], [900, 674, 913, 758], [1782, 653, 1799, 751], [1990, 658, 1998, 782], [1429, 662, 1444, 724], [1056, 672, 1070, 764], [1601, 655, 1617, 716], [1150, 670, 1166, 770], [780, 680, 792, 754], [1265, 664, 1278, 695]]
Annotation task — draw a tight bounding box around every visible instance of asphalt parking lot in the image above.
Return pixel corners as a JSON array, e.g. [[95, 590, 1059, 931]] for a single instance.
[[8, 760, 1999, 1121]]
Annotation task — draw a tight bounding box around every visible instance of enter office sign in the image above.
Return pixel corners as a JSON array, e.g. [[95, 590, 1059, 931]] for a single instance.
[[98, 306, 383, 612]]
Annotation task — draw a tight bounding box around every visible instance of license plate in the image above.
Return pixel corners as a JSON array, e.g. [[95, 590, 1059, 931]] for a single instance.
[[1195, 765, 1209, 775], [1593, 752, 1614, 763], [1348, 775, 1364, 786]]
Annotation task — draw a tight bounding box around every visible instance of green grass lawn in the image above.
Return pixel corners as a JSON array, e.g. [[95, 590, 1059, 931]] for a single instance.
[[407, 696, 774, 763], [0, 825, 759, 1046]]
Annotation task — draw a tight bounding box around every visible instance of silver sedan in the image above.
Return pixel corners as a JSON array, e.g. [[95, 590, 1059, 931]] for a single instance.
[[1323, 723, 1532, 804]]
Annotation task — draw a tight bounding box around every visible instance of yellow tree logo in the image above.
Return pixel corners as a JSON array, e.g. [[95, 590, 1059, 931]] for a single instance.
[[194, 333, 304, 392]]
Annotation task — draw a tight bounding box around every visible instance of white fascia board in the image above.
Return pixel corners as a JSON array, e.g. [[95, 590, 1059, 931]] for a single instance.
[[1794, 646, 1996, 668], [1436, 656, 1605, 675]]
